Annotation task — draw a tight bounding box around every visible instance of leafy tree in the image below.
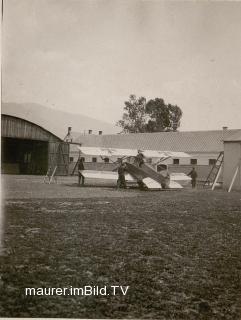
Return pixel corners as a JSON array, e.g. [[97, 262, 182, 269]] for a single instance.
[[117, 95, 182, 133], [145, 98, 182, 132], [116, 95, 147, 133]]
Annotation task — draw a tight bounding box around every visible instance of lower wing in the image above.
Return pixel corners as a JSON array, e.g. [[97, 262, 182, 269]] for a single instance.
[[142, 178, 183, 190], [79, 170, 135, 181], [80, 170, 184, 190], [170, 173, 191, 181]]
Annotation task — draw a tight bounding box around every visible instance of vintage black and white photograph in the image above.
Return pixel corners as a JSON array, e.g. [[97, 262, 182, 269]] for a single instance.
[[1, 0, 241, 319]]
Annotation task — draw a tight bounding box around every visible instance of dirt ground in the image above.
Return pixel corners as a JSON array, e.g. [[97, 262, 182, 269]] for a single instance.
[[0, 175, 241, 319]]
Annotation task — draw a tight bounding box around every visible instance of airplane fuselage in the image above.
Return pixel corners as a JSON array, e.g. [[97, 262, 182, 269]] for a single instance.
[[125, 162, 170, 189]]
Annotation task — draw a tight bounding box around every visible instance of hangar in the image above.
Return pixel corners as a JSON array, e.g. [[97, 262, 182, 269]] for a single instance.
[[1, 101, 118, 176], [1, 114, 69, 175]]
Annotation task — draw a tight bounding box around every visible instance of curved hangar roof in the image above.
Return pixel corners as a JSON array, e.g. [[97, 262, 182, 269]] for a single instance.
[[2, 114, 62, 142], [2, 102, 118, 140]]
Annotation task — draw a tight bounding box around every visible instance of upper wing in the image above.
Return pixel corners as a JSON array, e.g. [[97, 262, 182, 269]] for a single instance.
[[78, 147, 137, 157], [78, 146, 190, 158], [142, 150, 190, 158]]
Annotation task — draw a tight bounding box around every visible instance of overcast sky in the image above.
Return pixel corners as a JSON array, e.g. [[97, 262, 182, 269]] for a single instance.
[[2, 0, 241, 131]]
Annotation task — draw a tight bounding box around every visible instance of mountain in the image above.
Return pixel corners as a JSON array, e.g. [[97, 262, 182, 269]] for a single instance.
[[1, 102, 119, 139]]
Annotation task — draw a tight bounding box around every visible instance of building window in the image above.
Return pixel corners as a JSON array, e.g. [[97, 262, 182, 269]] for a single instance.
[[209, 159, 216, 166], [104, 157, 109, 163], [69, 157, 74, 163], [92, 157, 97, 163], [190, 159, 197, 165], [80, 157, 85, 162], [173, 159, 179, 165]]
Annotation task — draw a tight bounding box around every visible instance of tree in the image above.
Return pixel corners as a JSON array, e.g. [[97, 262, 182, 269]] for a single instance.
[[116, 95, 147, 133], [145, 98, 182, 132], [117, 95, 182, 133]]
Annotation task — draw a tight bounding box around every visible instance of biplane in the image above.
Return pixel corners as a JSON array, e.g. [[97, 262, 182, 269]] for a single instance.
[[77, 146, 191, 190]]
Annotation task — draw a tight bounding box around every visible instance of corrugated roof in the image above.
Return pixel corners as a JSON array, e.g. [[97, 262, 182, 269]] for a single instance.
[[71, 129, 241, 153], [1, 102, 118, 139]]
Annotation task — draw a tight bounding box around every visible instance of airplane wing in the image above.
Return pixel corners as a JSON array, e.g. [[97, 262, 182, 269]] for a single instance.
[[78, 147, 137, 157], [142, 150, 190, 158], [79, 170, 135, 181], [168, 181, 183, 189], [170, 173, 192, 181], [80, 170, 185, 190], [142, 178, 183, 189], [78, 146, 190, 158], [142, 177, 162, 189]]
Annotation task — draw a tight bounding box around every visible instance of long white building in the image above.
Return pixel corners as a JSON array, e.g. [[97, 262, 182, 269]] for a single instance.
[[69, 128, 241, 181], [70, 128, 241, 165]]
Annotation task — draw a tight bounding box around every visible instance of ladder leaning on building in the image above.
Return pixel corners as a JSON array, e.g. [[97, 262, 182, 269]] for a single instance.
[[203, 151, 224, 190]]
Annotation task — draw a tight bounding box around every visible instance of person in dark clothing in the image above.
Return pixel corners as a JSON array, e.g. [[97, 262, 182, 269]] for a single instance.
[[117, 162, 127, 189], [135, 150, 145, 167], [188, 167, 198, 188], [78, 158, 85, 186]]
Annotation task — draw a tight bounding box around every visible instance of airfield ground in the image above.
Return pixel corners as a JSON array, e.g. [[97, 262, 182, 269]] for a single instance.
[[0, 175, 241, 319]]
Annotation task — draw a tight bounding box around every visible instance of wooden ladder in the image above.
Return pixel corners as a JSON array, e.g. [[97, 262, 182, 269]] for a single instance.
[[203, 151, 224, 189], [44, 166, 58, 184], [71, 151, 81, 176], [44, 143, 69, 183]]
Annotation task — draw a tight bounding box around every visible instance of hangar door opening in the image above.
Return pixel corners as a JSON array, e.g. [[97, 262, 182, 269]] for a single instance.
[[2, 137, 48, 175]]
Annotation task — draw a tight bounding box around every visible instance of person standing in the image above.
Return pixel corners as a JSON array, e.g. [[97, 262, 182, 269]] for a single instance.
[[117, 162, 127, 189], [188, 167, 198, 188], [135, 150, 145, 167], [78, 158, 85, 186]]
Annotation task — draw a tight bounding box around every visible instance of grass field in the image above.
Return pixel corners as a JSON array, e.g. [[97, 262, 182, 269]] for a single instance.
[[0, 175, 241, 319]]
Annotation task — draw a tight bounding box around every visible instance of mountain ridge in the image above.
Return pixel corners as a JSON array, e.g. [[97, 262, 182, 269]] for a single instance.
[[1, 102, 119, 139]]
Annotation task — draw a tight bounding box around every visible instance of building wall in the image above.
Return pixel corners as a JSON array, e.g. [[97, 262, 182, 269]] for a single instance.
[[223, 142, 241, 190]]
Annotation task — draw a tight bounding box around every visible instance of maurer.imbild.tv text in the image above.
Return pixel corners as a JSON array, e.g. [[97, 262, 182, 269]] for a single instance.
[[25, 285, 129, 296]]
